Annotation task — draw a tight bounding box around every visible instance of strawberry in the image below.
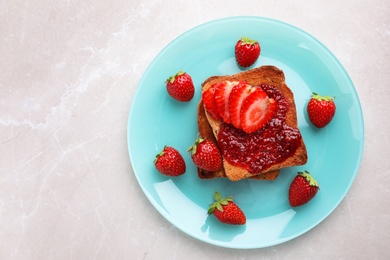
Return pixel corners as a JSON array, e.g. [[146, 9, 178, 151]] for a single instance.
[[289, 171, 319, 207], [166, 71, 195, 102], [208, 191, 246, 225], [202, 86, 221, 120], [307, 92, 336, 128], [234, 36, 261, 68], [240, 88, 276, 133], [214, 81, 237, 123], [154, 146, 186, 176], [228, 81, 252, 129], [187, 137, 222, 172]]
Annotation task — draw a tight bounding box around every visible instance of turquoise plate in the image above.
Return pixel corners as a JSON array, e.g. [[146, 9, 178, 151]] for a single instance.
[[127, 17, 364, 248]]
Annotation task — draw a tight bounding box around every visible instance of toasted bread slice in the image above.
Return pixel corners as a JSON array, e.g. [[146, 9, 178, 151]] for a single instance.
[[197, 100, 280, 180], [201, 66, 308, 181]]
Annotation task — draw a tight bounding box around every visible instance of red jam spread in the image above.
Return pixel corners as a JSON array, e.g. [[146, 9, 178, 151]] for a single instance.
[[217, 84, 302, 174]]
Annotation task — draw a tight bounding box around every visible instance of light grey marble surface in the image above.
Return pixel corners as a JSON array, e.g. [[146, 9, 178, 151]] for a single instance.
[[1, 1, 389, 259]]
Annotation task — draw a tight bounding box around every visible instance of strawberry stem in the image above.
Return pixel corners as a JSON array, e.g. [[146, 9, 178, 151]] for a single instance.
[[208, 191, 233, 215], [311, 92, 334, 102], [167, 70, 185, 83], [214, 191, 222, 201], [240, 36, 257, 45], [153, 146, 167, 163], [187, 137, 204, 155], [298, 170, 319, 187]]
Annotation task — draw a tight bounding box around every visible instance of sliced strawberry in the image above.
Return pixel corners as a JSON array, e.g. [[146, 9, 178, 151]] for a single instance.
[[202, 86, 221, 120], [214, 81, 237, 124], [240, 88, 276, 133], [228, 82, 252, 129]]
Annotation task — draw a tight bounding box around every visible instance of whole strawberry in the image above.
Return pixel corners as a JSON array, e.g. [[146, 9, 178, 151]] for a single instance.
[[208, 191, 246, 225], [234, 36, 261, 68], [187, 137, 222, 172], [166, 71, 195, 102], [307, 92, 336, 128], [154, 146, 186, 176], [289, 171, 319, 207]]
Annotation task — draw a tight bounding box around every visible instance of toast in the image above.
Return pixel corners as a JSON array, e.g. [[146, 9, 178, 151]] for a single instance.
[[198, 66, 308, 181]]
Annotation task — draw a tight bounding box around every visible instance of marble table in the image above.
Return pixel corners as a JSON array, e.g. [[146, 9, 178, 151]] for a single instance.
[[1, 1, 389, 259]]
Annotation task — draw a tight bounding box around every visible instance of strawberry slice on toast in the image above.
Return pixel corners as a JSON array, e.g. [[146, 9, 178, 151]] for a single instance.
[[228, 82, 252, 129], [240, 88, 276, 133], [202, 86, 221, 120], [214, 81, 237, 124]]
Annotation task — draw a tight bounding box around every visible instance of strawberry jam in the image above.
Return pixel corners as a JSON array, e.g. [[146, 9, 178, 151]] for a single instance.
[[217, 84, 302, 174]]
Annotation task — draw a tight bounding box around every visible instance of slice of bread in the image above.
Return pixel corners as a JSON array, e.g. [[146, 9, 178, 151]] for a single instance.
[[199, 65, 308, 181]]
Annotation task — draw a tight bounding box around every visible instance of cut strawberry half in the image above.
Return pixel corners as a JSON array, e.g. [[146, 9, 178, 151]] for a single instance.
[[228, 82, 252, 129], [202, 86, 221, 120], [240, 88, 276, 133], [214, 81, 237, 124]]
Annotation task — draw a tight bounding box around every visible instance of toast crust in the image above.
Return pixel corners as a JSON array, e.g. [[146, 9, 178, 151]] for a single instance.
[[199, 66, 308, 181]]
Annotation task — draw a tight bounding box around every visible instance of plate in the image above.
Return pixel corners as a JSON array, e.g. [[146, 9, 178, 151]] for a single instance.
[[127, 17, 364, 248]]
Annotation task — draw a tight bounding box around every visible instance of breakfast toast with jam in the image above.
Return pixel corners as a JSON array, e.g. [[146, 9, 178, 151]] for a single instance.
[[197, 66, 308, 181]]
